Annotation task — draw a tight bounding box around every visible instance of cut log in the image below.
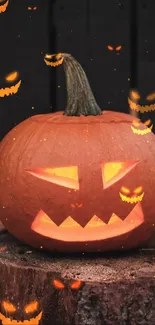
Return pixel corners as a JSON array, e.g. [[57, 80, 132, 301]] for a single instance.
[[0, 231, 155, 325]]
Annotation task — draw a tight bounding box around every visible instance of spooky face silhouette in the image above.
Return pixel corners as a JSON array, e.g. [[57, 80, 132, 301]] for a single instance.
[[0, 71, 21, 97], [128, 90, 155, 113]]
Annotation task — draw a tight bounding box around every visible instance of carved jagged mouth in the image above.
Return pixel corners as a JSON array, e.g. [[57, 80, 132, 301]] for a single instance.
[[131, 125, 153, 135], [128, 97, 155, 113], [119, 192, 144, 203], [0, 80, 21, 97], [0, 311, 42, 325], [31, 203, 144, 242], [44, 54, 63, 67], [44, 58, 63, 67], [0, 0, 9, 13]]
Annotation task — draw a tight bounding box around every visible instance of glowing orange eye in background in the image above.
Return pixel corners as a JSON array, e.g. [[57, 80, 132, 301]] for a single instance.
[[107, 45, 114, 51], [53, 279, 65, 289], [130, 90, 140, 100], [24, 301, 38, 314], [120, 186, 130, 194], [146, 92, 155, 101], [116, 45, 122, 51], [33, 7, 37, 10], [70, 280, 82, 290], [28, 7, 32, 10], [5, 71, 19, 82], [2, 301, 16, 313]]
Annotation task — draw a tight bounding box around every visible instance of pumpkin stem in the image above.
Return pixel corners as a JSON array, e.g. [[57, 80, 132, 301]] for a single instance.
[[51, 53, 102, 116]]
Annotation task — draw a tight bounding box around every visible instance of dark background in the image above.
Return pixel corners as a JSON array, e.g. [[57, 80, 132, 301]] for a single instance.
[[0, 0, 155, 140]]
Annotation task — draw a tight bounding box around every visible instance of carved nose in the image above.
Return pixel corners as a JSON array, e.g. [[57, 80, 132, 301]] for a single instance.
[[70, 203, 83, 208]]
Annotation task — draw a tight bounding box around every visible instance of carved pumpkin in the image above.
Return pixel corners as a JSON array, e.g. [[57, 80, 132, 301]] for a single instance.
[[0, 53, 155, 252], [0, 0, 9, 13]]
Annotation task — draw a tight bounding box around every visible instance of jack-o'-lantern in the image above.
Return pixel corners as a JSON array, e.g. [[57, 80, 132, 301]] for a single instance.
[[0, 53, 155, 252], [128, 89, 155, 113], [0, 0, 9, 13], [0, 71, 21, 97]]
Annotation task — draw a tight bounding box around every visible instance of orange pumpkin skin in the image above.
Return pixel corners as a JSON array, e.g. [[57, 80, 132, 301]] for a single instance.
[[0, 53, 155, 253]]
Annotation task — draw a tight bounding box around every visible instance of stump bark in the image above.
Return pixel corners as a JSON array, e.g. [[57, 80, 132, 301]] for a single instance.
[[0, 229, 155, 325]]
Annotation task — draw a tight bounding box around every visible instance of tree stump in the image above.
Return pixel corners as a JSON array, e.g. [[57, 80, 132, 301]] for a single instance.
[[0, 230, 155, 325]]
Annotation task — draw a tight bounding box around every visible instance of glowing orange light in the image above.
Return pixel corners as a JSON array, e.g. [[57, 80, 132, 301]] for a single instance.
[[133, 186, 143, 194], [108, 214, 122, 225], [24, 301, 38, 314], [85, 215, 106, 228], [131, 119, 153, 135], [5, 71, 19, 82], [45, 54, 53, 59], [144, 119, 151, 126], [53, 279, 65, 289], [44, 53, 64, 67], [107, 45, 114, 51], [116, 45, 122, 51], [0, 0, 9, 13], [120, 186, 130, 194], [146, 93, 155, 101], [2, 301, 16, 313], [119, 186, 144, 203], [101, 161, 139, 189], [132, 120, 140, 127], [130, 90, 140, 100], [0, 245, 7, 251], [70, 280, 82, 290], [25, 166, 79, 190]]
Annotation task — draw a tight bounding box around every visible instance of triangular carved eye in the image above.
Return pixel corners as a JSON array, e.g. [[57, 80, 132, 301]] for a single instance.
[[25, 166, 79, 190], [101, 161, 139, 189]]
